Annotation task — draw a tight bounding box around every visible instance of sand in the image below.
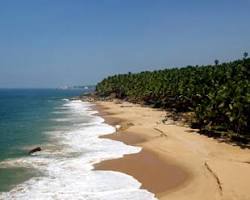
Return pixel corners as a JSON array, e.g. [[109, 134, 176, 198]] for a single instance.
[[94, 101, 250, 200], [95, 133, 189, 195]]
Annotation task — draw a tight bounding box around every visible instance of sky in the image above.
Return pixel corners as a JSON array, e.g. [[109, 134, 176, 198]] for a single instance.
[[0, 0, 250, 88]]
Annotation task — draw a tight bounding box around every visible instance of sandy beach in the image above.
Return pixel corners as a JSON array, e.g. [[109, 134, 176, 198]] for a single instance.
[[94, 100, 250, 200]]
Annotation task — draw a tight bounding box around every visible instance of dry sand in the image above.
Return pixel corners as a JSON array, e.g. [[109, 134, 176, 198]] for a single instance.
[[94, 101, 250, 200]]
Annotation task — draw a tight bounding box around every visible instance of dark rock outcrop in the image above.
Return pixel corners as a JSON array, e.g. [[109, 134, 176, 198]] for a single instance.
[[28, 147, 41, 155]]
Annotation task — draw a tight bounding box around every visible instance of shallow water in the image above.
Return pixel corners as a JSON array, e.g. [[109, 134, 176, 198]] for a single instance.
[[0, 90, 157, 199], [0, 167, 40, 192]]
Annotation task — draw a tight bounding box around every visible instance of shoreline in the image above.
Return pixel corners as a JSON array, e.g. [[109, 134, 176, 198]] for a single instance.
[[93, 100, 250, 200], [95, 133, 189, 197], [94, 103, 191, 198]]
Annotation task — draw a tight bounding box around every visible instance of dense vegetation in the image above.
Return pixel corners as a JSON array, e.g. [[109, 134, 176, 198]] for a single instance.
[[96, 57, 250, 142]]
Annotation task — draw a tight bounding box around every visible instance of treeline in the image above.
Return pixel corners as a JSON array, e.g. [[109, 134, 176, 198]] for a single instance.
[[96, 57, 250, 142]]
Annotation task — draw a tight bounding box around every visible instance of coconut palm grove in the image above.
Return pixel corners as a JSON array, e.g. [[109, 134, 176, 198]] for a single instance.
[[96, 55, 250, 143]]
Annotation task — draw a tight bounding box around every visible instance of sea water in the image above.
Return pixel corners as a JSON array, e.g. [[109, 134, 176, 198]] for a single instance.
[[0, 89, 156, 200]]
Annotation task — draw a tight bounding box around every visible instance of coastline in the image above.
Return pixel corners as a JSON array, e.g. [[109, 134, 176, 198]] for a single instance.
[[94, 102, 191, 198], [94, 100, 250, 200], [95, 137, 189, 196], [1, 98, 157, 199]]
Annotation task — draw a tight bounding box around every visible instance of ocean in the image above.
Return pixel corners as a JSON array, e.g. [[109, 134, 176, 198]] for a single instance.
[[0, 89, 156, 200]]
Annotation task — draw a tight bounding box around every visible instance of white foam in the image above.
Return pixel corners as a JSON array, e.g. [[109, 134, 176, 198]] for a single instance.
[[0, 100, 157, 200], [51, 118, 72, 122]]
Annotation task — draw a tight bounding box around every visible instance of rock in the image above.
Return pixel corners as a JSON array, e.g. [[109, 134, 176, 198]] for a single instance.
[[28, 147, 42, 155]]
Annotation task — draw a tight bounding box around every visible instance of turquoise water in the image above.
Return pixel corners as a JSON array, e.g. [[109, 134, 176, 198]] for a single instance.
[[0, 89, 84, 191], [0, 89, 156, 200]]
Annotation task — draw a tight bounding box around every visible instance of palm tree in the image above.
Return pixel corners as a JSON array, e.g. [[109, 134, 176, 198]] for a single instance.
[[96, 58, 249, 138], [243, 52, 248, 59]]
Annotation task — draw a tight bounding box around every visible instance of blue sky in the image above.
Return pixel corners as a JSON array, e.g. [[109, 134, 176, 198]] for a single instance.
[[0, 0, 249, 88]]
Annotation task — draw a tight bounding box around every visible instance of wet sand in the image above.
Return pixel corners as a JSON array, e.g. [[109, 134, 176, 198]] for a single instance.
[[94, 104, 190, 198], [95, 147, 187, 195], [94, 101, 250, 200]]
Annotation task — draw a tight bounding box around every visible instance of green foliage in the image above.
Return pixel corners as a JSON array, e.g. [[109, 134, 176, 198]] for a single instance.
[[96, 58, 250, 140]]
